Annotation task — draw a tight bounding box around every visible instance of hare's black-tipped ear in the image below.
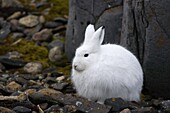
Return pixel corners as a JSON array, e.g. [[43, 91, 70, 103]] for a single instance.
[[84, 24, 95, 44], [92, 26, 105, 45]]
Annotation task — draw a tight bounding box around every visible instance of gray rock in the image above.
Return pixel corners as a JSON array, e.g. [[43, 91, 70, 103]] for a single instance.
[[159, 100, 170, 112], [131, 107, 157, 113], [7, 11, 22, 20], [39, 15, 45, 24], [19, 15, 39, 28], [1, 0, 23, 8], [48, 46, 63, 62], [51, 82, 69, 91], [32, 28, 52, 42], [14, 77, 28, 85], [121, 0, 170, 98], [10, 19, 24, 32], [0, 0, 24, 17], [28, 92, 54, 104], [65, 0, 123, 61], [0, 19, 11, 39], [33, 1, 48, 8], [44, 21, 63, 28], [0, 56, 27, 69], [6, 81, 22, 92], [0, 106, 15, 113], [12, 106, 31, 113], [43, 76, 57, 84], [52, 94, 111, 113], [44, 105, 60, 112], [52, 25, 66, 34], [53, 17, 68, 24], [11, 32, 25, 39], [0, 63, 5, 72], [20, 74, 39, 80], [48, 39, 64, 50], [23, 62, 42, 74], [104, 98, 129, 112], [95, 6, 123, 44], [5, 51, 23, 59], [24, 24, 42, 39]]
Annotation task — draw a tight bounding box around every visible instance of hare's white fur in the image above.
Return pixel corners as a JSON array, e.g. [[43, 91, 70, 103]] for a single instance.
[[71, 24, 143, 103]]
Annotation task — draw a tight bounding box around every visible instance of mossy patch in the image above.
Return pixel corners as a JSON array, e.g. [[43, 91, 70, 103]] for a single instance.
[[0, 38, 49, 68], [57, 64, 71, 75], [45, 0, 68, 20], [18, 0, 68, 20]]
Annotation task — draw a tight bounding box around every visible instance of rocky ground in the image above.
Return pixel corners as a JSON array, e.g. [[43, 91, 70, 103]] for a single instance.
[[0, 0, 170, 113]]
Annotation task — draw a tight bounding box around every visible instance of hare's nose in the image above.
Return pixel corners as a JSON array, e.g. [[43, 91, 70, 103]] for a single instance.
[[74, 65, 77, 69]]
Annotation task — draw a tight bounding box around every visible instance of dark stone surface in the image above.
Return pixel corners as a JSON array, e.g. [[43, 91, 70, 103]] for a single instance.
[[44, 21, 63, 28], [159, 100, 170, 112], [52, 94, 111, 113], [143, 0, 170, 99], [104, 98, 129, 112], [120, 0, 170, 98], [0, 20, 11, 39], [12, 106, 31, 113], [65, 0, 123, 61], [0, 56, 27, 69], [0, 0, 24, 17]]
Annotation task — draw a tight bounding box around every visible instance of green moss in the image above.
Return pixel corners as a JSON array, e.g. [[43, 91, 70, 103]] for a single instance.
[[0, 38, 49, 68], [45, 0, 68, 20], [18, 0, 68, 20], [57, 65, 71, 75]]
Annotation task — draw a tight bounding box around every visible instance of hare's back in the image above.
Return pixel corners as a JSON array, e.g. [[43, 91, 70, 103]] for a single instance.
[[100, 44, 142, 72]]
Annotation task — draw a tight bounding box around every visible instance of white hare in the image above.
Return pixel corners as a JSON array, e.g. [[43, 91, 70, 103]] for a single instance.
[[71, 24, 143, 104]]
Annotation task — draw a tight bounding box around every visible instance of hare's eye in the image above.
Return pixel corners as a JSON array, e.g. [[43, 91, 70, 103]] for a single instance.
[[84, 54, 89, 57]]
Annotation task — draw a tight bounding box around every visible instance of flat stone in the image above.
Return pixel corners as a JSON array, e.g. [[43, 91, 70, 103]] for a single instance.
[[23, 24, 42, 39], [7, 11, 22, 20], [6, 81, 22, 92], [52, 94, 111, 113], [51, 82, 69, 91], [56, 76, 65, 82], [14, 77, 27, 85], [0, 56, 27, 69], [48, 40, 64, 50], [44, 105, 60, 112], [1, 0, 23, 8], [11, 32, 25, 39], [32, 28, 52, 42], [10, 19, 24, 32], [159, 100, 170, 112], [12, 106, 31, 113], [131, 107, 157, 113], [43, 77, 57, 84], [38, 88, 62, 97], [44, 21, 63, 28], [5, 51, 23, 59], [28, 92, 57, 104], [19, 15, 39, 28], [24, 89, 37, 95], [0, 63, 5, 72], [23, 62, 42, 74], [0, 20, 11, 39], [20, 74, 39, 80], [104, 98, 129, 112], [48, 46, 63, 62], [0, 106, 15, 113], [53, 17, 68, 24]]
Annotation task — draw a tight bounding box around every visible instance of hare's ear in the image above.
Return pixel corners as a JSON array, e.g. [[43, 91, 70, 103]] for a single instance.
[[92, 26, 105, 45], [84, 24, 95, 44]]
